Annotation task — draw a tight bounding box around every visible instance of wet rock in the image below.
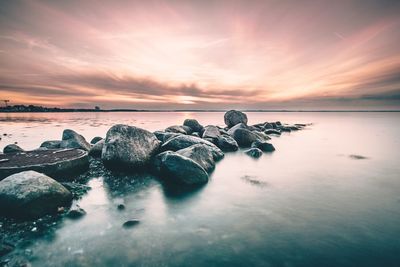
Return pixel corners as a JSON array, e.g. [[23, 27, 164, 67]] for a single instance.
[[60, 129, 91, 151], [154, 151, 209, 185], [230, 128, 260, 147], [0, 171, 72, 219], [40, 140, 61, 149], [3, 144, 24, 154], [202, 125, 221, 140], [165, 125, 188, 134], [263, 122, 273, 130], [191, 132, 200, 137], [90, 136, 103, 144], [161, 135, 224, 161], [216, 135, 239, 152], [117, 204, 125, 210], [245, 148, 263, 158], [176, 144, 215, 173], [251, 140, 275, 152], [102, 124, 161, 170], [123, 219, 140, 228], [153, 131, 182, 143], [89, 139, 104, 157], [264, 129, 281, 135], [227, 123, 248, 136], [183, 119, 204, 133], [224, 110, 248, 128], [66, 204, 86, 219]]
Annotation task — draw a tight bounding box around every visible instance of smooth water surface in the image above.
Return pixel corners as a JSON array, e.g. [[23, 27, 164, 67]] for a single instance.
[[1, 112, 400, 267]]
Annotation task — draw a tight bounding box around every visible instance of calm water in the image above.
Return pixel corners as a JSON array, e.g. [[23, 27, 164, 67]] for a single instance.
[[1, 112, 400, 267]]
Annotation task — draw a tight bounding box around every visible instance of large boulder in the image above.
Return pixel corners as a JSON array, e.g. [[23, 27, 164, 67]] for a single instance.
[[40, 140, 62, 149], [216, 135, 239, 152], [224, 110, 248, 128], [154, 151, 208, 185], [3, 144, 24, 154], [176, 144, 215, 173], [0, 171, 72, 219], [230, 128, 260, 147], [60, 129, 91, 151], [89, 139, 104, 157], [102, 124, 161, 170], [161, 135, 224, 161], [202, 125, 221, 140], [183, 119, 204, 133]]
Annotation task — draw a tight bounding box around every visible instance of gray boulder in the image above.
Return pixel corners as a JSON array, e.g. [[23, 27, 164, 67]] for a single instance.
[[176, 144, 215, 173], [3, 144, 24, 154], [245, 148, 263, 158], [216, 135, 239, 152], [40, 140, 61, 149], [89, 139, 104, 157], [0, 171, 72, 219], [227, 123, 247, 135], [230, 128, 260, 147], [90, 136, 103, 144], [161, 135, 224, 161], [183, 119, 204, 133], [154, 151, 208, 185], [251, 140, 275, 152], [224, 110, 248, 128], [102, 124, 161, 170], [202, 125, 221, 140], [60, 129, 91, 151]]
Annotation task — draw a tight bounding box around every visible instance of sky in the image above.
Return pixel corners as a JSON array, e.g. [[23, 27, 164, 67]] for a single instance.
[[0, 0, 400, 110]]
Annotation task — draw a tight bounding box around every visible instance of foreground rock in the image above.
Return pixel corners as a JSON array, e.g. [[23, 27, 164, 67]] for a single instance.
[[0, 149, 89, 180], [183, 119, 204, 133], [0, 171, 72, 219], [176, 144, 215, 173], [224, 110, 248, 128], [3, 144, 24, 154], [161, 135, 224, 161], [102, 124, 160, 170], [230, 128, 260, 147], [216, 135, 239, 152], [202, 125, 221, 140], [154, 151, 209, 185], [60, 129, 91, 151], [245, 148, 263, 158]]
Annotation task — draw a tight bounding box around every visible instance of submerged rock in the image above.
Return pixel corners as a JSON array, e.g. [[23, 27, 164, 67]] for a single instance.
[[154, 151, 209, 185], [89, 139, 104, 157], [123, 219, 140, 228], [183, 119, 204, 133], [90, 136, 103, 144], [0, 171, 72, 219], [216, 135, 239, 152], [102, 124, 160, 170], [40, 140, 62, 149], [60, 129, 91, 151], [176, 144, 215, 173], [251, 140, 275, 152], [224, 110, 248, 128], [245, 148, 263, 158], [3, 144, 24, 154]]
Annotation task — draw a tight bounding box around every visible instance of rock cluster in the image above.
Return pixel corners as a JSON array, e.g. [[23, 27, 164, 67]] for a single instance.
[[0, 110, 307, 220]]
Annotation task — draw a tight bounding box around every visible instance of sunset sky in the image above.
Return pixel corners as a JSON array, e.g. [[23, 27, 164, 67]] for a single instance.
[[1, 0, 400, 110]]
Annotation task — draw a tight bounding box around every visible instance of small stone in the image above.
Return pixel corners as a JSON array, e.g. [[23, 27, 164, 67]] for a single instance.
[[123, 219, 140, 228], [117, 204, 125, 210], [245, 148, 263, 158], [66, 205, 86, 219]]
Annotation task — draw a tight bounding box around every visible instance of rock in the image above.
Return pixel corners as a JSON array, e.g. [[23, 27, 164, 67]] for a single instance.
[[161, 135, 224, 161], [117, 204, 125, 210], [60, 129, 91, 151], [154, 131, 182, 143], [224, 110, 248, 128], [90, 136, 103, 144], [230, 128, 260, 147], [3, 144, 24, 154], [202, 125, 221, 140], [216, 135, 239, 152], [245, 148, 263, 158], [263, 122, 273, 130], [191, 132, 200, 137], [0, 171, 72, 219], [252, 130, 271, 141], [279, 127, 292, 132], [154, 151, 209, 185], [176, 144, 215, 173], [183, 119, 204, 133], [123, 219, 140, 228], [102, 124, 160, 170], [264, 129, 281, 135], [181, 125, 193, 135], [66, 204, 86, 219], [165, 125, 188, 134], [40, 140, 61, 149], [89, 139, 104, 157], [251, 140, 275, 152], [0, 149, 89, 180], [227, 123, 248, 135]]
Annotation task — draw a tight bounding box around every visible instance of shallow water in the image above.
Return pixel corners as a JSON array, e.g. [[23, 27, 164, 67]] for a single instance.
[[1, 112, 400, 267]]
